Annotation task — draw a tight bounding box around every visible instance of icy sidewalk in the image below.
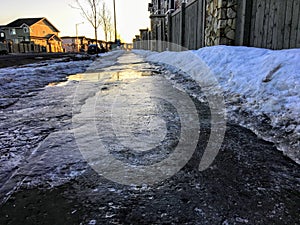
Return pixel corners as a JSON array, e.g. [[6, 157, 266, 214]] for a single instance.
[[133, 46, 300, 164], [0, 51, 299, 224]]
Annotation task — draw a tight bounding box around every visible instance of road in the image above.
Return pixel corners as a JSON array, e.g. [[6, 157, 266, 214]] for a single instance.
[[0, 52, 91, 68], [0, 51, 299, 225]]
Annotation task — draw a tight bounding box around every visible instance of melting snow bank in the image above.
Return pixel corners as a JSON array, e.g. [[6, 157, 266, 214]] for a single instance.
[[133, 46, 300, 164]]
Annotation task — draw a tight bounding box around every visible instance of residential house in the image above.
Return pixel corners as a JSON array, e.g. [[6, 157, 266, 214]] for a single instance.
[[0, 27, 5, 42], [3, 17, 63, 53], [62, 36, 108, 53], [61, 36, 90, 53]]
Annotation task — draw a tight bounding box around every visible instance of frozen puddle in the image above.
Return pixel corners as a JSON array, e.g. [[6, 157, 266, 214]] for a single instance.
[[72, 52, 200, 185]]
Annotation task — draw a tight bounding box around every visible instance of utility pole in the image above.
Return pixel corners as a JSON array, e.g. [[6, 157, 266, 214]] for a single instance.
[[75, 22, 84, 52], [113, 0, 117, 43]]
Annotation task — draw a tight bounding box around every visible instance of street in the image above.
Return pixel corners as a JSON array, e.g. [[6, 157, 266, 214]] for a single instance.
[[0, 53, 88, 68], [0, 51, 299, 225]]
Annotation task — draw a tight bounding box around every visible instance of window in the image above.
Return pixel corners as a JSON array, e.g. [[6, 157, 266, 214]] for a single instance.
[[10, 28, 16, 35], [169, 0, 175, 9], [23, 27, 29, 33], [0, 32, 4, 38]]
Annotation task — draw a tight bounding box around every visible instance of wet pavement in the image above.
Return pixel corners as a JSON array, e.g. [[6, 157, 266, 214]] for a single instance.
[[0, 51, 299, 224]]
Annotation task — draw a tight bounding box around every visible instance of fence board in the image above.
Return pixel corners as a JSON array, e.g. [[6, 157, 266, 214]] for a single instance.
[[171, 11, 182, 47], [271, 0, 279, 49], [262, 0, 271, 47], [271, 0, 282, 49], [290, 0, 300, 48], [276, 0, 287, 49], [250, 0, 258, 46], [283, 0, 293, 49], [266, 0, 276, 48], [185, 1, 198, 49], [254, 0, 266, 47]]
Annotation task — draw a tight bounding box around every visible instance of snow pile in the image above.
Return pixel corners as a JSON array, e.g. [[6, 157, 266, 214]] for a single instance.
[[133, 46, 300, 164]]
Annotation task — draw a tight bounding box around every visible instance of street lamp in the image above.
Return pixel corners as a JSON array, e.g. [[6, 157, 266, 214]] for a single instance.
[[113, 0, 117, 43], [75, 22, 84, 52]]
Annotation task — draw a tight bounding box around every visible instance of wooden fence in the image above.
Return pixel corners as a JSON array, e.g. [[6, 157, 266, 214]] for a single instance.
[[237, 0, 300, 49], [171, 10, 182, 47], [183, 0, 205, 49], [168, 0, 205, 50], [0, 42, 47, 54], [135, 0, 299, 51]]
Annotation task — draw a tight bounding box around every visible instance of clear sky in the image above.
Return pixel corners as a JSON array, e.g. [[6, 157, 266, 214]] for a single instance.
[[0, 0, 150, 43]]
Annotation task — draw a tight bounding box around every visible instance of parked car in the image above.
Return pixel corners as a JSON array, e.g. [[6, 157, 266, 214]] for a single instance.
[[0, 43, 8, 55], [0, 49, 8, 55], [87, 44, 106, 54]]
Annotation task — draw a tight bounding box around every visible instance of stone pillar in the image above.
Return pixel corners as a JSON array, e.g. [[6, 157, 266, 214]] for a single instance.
[[205, 0, 237, 46]]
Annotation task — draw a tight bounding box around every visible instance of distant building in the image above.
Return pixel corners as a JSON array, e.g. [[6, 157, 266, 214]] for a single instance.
[[2, 17, 63, 52], [61, 36, 107, 53], [61, 36, 90, 53]]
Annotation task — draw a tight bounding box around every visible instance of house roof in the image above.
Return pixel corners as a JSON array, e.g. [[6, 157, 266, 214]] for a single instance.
[[6, 18, 44, 27], [5, 17, 60, 32], [45, 34, 61, 41]]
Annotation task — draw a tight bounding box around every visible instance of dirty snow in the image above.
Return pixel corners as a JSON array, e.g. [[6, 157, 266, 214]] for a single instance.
[[0, 57, 93, 108], [133, 46, 300, 164]]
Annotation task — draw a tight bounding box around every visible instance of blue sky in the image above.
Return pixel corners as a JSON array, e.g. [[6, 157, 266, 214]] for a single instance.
[[0, 0, 150, 42]]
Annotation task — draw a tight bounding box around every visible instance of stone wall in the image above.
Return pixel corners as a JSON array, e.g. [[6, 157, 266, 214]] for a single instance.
[[205, 0, 237, 46]]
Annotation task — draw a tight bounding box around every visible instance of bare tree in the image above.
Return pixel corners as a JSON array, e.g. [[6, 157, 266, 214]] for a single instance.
[[107, 21, 115, 42], [72, 0, 102, 44], [99, 2, 113, 42]]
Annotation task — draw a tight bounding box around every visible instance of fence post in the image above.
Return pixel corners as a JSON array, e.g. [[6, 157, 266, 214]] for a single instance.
[[161, 20, 165, 51], [181, 2, 186, 48], [167, 13, 172, 51], [236, 0, 252, 46], [148, 30, 151, 50], [197, 0, 206, 48]]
